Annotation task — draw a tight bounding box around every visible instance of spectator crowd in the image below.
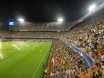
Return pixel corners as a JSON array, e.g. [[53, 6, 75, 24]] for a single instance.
[[65, 15, 104, 78]]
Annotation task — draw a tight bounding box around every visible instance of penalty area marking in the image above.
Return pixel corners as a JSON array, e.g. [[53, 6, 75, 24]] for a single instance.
[[32, 46, 50, 78]]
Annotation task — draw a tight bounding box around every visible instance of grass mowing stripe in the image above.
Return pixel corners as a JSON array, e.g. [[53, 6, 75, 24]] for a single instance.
[[32, 46, 50, 78]]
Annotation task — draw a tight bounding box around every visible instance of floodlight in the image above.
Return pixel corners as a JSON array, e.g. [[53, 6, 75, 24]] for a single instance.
[[58, 18, 63, 22], [89, 4, 96, 11], [18, 18, 24, 22]]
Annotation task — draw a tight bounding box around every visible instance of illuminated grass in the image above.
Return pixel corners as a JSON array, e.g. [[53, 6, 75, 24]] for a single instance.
[[0, 42, 52, 78]]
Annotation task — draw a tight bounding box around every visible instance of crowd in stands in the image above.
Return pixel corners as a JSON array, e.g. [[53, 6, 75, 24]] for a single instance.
[[0, 30, 67, 39], [2, 38, 54, 42], [65, 15, 104, 78], [48, 39, 90, 78], [9, 22, 72, 31]]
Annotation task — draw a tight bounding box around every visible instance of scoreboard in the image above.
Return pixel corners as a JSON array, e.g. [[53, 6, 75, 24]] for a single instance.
[[9, 22, 14, 26]]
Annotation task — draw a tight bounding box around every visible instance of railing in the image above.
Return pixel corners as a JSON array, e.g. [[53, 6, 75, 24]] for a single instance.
[[59, 39, 93, 68]]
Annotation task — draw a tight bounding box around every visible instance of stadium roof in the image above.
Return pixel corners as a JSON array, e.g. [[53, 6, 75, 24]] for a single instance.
[[0, 0, 104, 23]]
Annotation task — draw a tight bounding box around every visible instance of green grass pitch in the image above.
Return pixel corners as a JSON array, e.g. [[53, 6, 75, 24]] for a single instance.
[[0, 41, 52, 78]]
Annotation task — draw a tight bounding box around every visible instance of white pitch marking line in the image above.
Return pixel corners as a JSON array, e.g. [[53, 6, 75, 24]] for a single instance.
[[32, 46, 50, 78], [0, 59, 10, 65], [11, 44, 21, 51]]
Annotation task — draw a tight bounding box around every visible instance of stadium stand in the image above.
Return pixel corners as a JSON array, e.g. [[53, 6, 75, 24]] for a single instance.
[[64, 8, 104, 78], [66, 14, 104, 59], [48, 39, 88, 78], [9, 22, 73, 31], [0, 23, 8, 30]]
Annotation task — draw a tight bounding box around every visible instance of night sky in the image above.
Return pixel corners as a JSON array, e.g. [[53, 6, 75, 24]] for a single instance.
[[0, 0, 104, 23]]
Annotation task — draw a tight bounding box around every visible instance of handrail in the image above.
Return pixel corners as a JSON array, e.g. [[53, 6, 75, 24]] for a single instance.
[[59, 38, 93, 68]]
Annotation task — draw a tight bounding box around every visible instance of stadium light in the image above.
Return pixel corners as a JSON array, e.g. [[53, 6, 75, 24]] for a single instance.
[[58, 18, 63, 22], [89, 4, 96, 11], [18, 18, 24, 22]]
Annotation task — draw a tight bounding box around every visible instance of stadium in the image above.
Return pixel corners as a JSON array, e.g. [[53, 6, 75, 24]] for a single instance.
[[0, 0, 104, 78]]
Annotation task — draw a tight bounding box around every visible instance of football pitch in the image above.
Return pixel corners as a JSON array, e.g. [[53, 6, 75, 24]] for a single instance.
[[0, 41, 52, 78]]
